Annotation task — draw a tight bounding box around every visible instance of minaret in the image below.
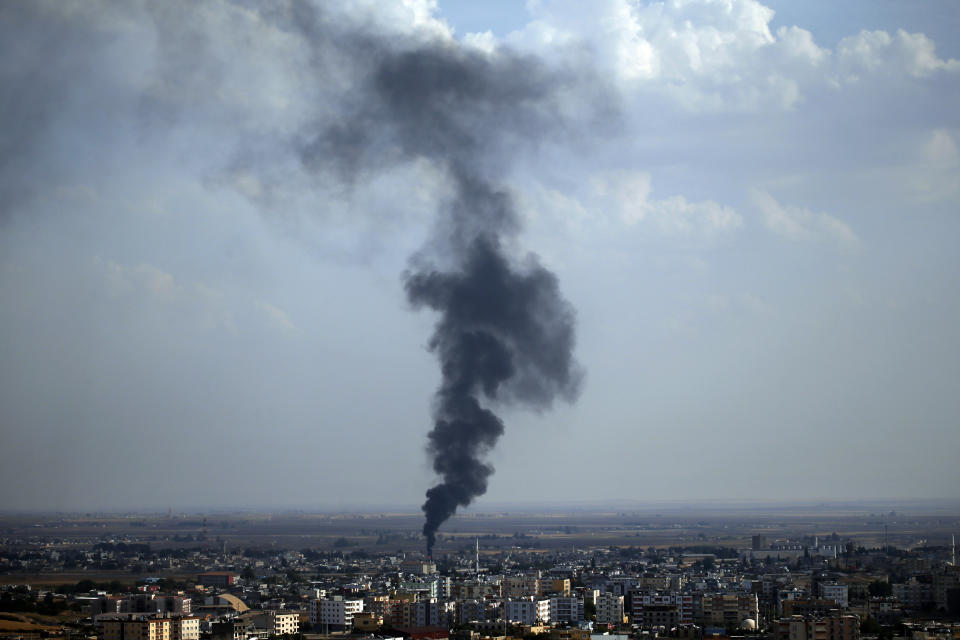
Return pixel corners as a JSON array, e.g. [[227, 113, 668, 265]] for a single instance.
[[476, 538, 480, 576]]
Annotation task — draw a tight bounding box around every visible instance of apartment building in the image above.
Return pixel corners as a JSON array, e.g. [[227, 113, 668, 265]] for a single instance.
[[700, 593, 759, 627], [250, 611, 299, 636], [775, 615, 860, 640], [544, 579, 572, 596], [505, 598, 551, 625], [550, 596, 584, 623], [820, 584, 849, 608], [503, 576, 543, 598], [595, 592, 625, 625], [102, 616, 199, 640], [309, 596, 363, 629], [631, 593, 695, 624]]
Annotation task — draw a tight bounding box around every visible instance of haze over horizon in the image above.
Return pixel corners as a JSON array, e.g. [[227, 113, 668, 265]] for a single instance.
[[1, 0, 958, 513]]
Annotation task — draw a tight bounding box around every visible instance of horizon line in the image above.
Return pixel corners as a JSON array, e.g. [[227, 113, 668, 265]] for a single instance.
[[2, 496, 959, 517]]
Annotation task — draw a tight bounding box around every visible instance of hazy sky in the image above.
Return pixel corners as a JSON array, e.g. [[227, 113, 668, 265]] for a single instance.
[[1, 0, 958, 512]]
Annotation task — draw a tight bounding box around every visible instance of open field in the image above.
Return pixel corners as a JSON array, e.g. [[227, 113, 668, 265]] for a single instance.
[[2, 500, 959, 558]]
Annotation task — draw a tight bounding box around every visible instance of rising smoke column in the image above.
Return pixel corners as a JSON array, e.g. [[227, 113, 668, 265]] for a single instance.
[[290, 15, 587, 556], [376, 46, 583, 557], [406, 173, 582, 556]]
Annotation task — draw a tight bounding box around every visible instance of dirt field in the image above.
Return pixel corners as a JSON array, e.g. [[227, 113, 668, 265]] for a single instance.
[[2, 501, 958, 558]]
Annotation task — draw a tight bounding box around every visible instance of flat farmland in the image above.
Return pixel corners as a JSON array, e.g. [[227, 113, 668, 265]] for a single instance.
[[2, 500, 958, 558]]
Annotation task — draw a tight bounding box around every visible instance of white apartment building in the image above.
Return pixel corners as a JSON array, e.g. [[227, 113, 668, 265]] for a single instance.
[[252, 611, 299, 636], [550, 596, 584, 623], [173, 617, 200, 640], [821, 583, 849, 608], [505, 599, 551, 625], [309, 597, 363, 629], [595, 592, 624, 625]]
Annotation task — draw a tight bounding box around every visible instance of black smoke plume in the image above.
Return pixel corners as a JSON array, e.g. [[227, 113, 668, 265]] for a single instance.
[[289, 9, 588, 556], [0, 2, 600, 520], [407, 202, 582, 555]]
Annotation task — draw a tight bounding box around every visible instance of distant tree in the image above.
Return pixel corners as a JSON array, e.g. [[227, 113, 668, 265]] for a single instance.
[[869, 581, 892, 597], [75, 580, 96, 593], [584, 602, 596, 622], [241, 566, 257, 582], [37, 592, 67, 616], [861, 617, 882, 634]]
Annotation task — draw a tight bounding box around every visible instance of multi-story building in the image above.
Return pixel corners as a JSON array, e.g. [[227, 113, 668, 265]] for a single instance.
[[503, 576, 543, 598], [171, 617, 200, 640], [641, 604, 679, 629], [454, 580, 499, 600], [700, 593, 759, 628], [435, 576, 454, 599], [129, 595, 192, 616], [197, 572, 238, 587], [550, 596, 584, 623], [251, 611, 299, 636], [309, 596, 363, 630], [820, 584, 849, 608], [412, 600, 448, 627], [893, 580, 933, 610], [400, 560, 437, 575], [631, 593, 694, 624], [595, 593, 624, 625], [102, 616, 199, 640], [102, 616, 170, 640], [457, 599, 489, 625], [607, 577, 640, 597], [775, 615, 859, 640], [544, 579, 571, 596], [211, 620, 248, 640], [505, 598, 550, 625], [638, 575, 672, 591], [932, 570, 960, 611], [351, 612, 383, 633], [93, 596, 191, 618], [782, 599, 842, 618], [401, 580, 438, 599]]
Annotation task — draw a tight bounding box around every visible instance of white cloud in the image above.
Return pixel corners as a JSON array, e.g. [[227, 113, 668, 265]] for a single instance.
[[499, 0, 959, 113], [752, 190, 859, 247], [592, 171, 741, 234], [837, 29, 960, 82], [520, 170, 740, 238], [257, 300, 298, 333], [103, 261, 191, 302], [910, 129, 960, 202], [97, 259, 304, 337]]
